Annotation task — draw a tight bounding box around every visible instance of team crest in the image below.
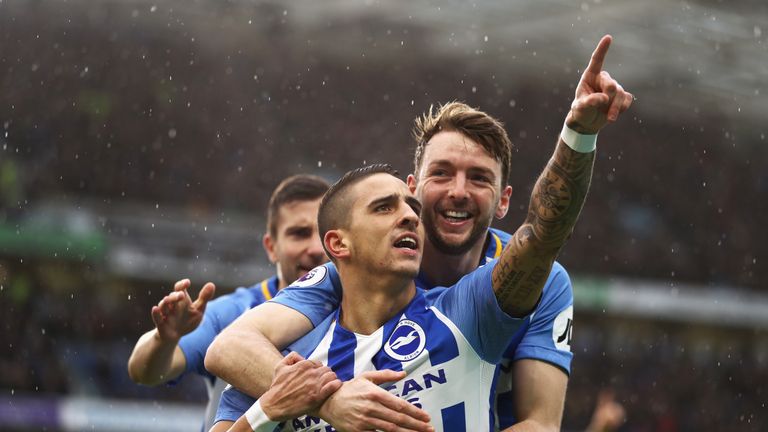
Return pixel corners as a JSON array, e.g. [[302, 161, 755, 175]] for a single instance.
[[291, 265, 328, 288], [384, 319, 426, 362]]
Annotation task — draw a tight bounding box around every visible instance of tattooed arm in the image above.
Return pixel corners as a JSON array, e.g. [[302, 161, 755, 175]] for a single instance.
[[492, 35, 633, 317]]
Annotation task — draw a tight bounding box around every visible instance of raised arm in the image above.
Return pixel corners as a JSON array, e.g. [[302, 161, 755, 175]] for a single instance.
[[205, 301, 314, 398], [127, 279, 215, 385], [492, 35, 633, 317]]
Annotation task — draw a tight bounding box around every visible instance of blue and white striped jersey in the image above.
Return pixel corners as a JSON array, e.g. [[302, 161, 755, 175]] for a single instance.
[[216, 229, 574, 429], [268, 228, 574, 428], [216, 261, 524, 431]]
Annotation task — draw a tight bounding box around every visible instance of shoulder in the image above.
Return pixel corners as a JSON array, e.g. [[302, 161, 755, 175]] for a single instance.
[[542, 261, 573, 299], [489, 227, 512, 245], [205, 280, 274, 320], [277, 262, 341, 294], [484, 228, 511, 262], [530, 261, 573, 324]]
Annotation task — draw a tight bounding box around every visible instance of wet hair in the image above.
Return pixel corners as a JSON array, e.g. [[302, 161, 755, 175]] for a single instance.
[[412, 101, 513, 186], [266, 174, 330, 238], [317, 164, 398, 259]]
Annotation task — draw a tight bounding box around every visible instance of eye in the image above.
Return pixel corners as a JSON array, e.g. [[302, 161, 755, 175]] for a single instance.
[[429, 169, 448, 177], [409, 203, 422, 216], [471, 174, 492, 183], [375, 204, 393, 212], [286, 227, 312, 239]]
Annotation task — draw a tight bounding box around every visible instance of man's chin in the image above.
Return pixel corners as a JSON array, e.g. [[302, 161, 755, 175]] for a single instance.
[[428, 233, 477, 255], [391, 265, 420, 280]]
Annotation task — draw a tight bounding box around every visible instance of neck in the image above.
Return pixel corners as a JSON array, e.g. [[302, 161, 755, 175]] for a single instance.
[[419, 232, 488, 287], [338, 267, 416, 335]]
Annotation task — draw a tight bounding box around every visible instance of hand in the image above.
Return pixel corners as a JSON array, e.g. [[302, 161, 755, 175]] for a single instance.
[[566, 35, 634, 134], [259, 352, 341, 421], [586, 389, 626, 432], [317, 369, 433, 432], [151, 279, 215, 342]]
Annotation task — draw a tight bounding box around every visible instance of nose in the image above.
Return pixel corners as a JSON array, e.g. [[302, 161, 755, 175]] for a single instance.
[[398, 203, 420, 231], [448, 173, 468, 201]]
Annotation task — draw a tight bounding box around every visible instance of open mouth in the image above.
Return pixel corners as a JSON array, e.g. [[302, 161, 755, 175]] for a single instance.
[[393, 234, 419, 250], [441, 209, 472, 223]]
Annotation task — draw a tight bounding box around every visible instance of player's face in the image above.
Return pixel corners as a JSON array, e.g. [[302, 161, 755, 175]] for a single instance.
[[409, 131, 510, 255], [346, 174, 424, 278], [264, 198, 327, 288]]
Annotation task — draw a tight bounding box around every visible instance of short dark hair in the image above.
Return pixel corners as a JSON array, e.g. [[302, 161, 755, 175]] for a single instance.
[[267, 174, 330, 238], [318, 164, 398, 260], [412, 101, 513, 186]]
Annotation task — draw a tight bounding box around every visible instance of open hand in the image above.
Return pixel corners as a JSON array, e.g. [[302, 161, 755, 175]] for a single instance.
[[151, 279, 215, 342]]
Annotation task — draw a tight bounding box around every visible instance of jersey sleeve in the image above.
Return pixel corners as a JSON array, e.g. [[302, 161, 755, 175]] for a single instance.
[[270, 263, 342, 327], [215, 385, 257, 424], [431, 260, 525, 364], [177, 287, 263, 380], [509, 261, 574, 373]]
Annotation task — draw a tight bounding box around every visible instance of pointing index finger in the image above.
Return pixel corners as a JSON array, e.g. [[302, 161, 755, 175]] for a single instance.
[[585, 34, 612, 76]]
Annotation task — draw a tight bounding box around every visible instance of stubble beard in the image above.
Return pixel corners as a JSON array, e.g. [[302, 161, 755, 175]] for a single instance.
[[423, 211, 490, 256]]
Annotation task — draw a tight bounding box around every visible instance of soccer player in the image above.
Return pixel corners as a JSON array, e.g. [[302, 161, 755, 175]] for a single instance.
[[218, 140, 596, 430], [126, 174, 331, 431], [207, 35, 632, 430]]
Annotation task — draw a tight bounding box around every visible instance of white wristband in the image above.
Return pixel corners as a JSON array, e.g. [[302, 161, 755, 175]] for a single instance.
[[245, 400, 280, 432], [560, 122, 597, 153]]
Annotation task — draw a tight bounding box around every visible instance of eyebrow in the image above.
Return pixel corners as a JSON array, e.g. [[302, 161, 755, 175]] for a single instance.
[[427, 160, 497, 177], [367, 194, 422, 214], [368, 194, 398, 210], [284, 225, 312, 233]]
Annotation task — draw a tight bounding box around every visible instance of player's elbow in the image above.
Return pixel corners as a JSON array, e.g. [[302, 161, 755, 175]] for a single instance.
[[126, 358, 141, 383], [204, 332, 230, 378], [126, 357, 158, 386]]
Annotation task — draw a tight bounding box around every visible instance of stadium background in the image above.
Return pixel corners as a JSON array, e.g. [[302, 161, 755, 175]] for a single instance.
[[1, 0, 766, 430]]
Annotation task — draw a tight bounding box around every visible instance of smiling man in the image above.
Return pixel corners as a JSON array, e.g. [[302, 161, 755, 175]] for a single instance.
[[225, 164, 533, 430], [216, 121, 595, 429], [207, 35, 633, 431], [127, 174, 329, 431]]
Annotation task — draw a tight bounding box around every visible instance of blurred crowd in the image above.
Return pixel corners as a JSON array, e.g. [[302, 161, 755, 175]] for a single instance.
[[2, 2, 764, 290], [567, 315, 768, 431], [0, 259, 206, 403]]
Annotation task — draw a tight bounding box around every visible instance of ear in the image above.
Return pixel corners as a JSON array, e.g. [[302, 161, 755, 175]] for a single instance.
[[406, 174, 417, 193], [262, 233, 278, 263], [495, 185, 513, 219], [324, 230, 350, 261]]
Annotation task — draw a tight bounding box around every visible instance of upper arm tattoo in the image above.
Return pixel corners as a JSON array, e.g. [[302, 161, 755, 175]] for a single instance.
[[493, 140, 594, 316]]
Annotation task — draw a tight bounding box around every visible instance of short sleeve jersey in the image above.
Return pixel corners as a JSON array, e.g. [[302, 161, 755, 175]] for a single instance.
[[177, 276, 279, 431], [216, 261, 525, 431], [267, 228, 574, 428]]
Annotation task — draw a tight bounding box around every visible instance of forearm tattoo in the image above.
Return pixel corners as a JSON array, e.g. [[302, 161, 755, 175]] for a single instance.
[[493, 140, 595, 316]]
